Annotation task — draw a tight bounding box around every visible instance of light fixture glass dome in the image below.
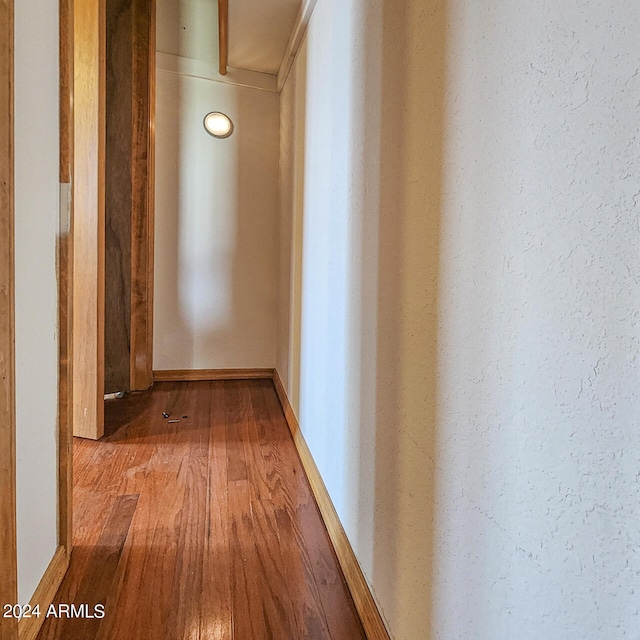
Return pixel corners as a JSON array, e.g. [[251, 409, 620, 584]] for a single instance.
[[203, 112, 234, 138]]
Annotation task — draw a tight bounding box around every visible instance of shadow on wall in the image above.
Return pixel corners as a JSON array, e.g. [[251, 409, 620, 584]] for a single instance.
[[154, 3, 279, 370], [364, 1, 446, 637], [276, 43, 306, 411], [287, 1, 448, 638]]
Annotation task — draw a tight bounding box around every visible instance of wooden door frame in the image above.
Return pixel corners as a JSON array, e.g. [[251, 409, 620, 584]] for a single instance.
[[0, 1, 18, 638], [1, 3, 75, 633], [131, 0, 156, 392], [124, 0, 156, 392], [0, 6, 77, 634], [59, 0, 74, 557], [2, 0, 154, 596], [72, 0, 106, 440], [75, 0, 155, 420]]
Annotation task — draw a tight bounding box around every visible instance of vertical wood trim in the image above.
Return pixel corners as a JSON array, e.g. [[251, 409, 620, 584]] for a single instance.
[[72, 0, 105, 440], [129, 0, 154, 391], [0, 0, 18, 637], [104, 0, 134, 393], [272, 369, 392, 640], [218, 0, 228, 75], [97, 0, 106, 436], [130, 0, 144, 388], [58, 0, 74, 555], [147, 0, 156, 387], [60, 0, 73, 186]]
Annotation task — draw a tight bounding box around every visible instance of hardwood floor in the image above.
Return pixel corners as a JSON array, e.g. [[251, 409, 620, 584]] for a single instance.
[[37, 380, 367, 640]]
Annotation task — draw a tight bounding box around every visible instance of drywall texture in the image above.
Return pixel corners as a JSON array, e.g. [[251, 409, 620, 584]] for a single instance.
[[433, 2, 640, 638], [14, 0, 60, 604], [278, 0, 640, 638], [154, 51, 280, 369]]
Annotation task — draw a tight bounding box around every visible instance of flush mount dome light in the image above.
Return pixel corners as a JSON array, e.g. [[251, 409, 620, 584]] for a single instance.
[[203, 111, 234, 138]]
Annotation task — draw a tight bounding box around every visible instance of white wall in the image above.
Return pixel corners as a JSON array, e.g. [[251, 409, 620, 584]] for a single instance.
[[278, 1, 640, 638], [157, 0, 217, 64], [14, 0, 60, 605], [434, 2, 640, 638], [154, 1, 280, 370]]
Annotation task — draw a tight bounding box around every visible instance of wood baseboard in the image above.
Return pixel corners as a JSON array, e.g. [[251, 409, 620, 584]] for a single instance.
[[153, 368, 275, 382], [18, 546, 69, 640], [271, 370, 391, 640]]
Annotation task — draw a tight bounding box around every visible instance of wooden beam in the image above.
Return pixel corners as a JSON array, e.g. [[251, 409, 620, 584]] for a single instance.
[[218, 0, 228, 76], [0, 0, 18, 637]]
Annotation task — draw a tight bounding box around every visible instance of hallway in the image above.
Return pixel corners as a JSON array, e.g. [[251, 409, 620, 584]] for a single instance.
[[36, 380, 365, 640], [4, 1, 640, 638]]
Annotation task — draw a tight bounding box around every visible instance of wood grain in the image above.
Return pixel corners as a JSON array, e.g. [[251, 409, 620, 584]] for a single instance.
[[0, 1, 18, 637], [17, 547, 69, 640], [103, 0, 154, 393], [58, 0, 74, 555], [218, 0, 228, 75], [36, 494, 138, 640], [73, 0, 105, 439], [104, 0, 133, 393], [37, 381, 366, 640], [255, 381, 368, 639], [272, 370, 391, 640], [60, 0, 73, 185], [153, 368, 275, 381], [246, 382, 341, 638], [129, 0, 154, 391], [145, 0, 156, 391]]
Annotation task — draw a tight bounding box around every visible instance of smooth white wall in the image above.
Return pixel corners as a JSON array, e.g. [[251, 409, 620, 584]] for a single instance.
[[157, 0, 217, 64], [278, 1, 640, 638], [154, 1, 280, 370], [14, 0, 60, 605]]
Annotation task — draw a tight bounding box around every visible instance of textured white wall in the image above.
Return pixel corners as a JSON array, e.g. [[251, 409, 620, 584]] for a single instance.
[[278, 0, 640, 638], [435, 2, 640, 638], [154, 2, 280, 370], [14, 0, 60, 605]]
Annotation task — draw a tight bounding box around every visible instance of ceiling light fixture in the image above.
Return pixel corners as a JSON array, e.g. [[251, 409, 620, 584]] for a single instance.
[[203, 112, 234, 138]]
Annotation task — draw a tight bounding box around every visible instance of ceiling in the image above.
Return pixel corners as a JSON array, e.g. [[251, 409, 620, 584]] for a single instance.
[[227, 0, 302, 75]]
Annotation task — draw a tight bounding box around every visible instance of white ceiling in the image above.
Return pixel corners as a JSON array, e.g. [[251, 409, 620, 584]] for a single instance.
[[228, 0, 302, 75]]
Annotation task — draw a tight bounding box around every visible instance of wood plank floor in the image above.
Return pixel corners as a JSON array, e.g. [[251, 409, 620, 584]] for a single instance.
[[37, 380, 366, 640]]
